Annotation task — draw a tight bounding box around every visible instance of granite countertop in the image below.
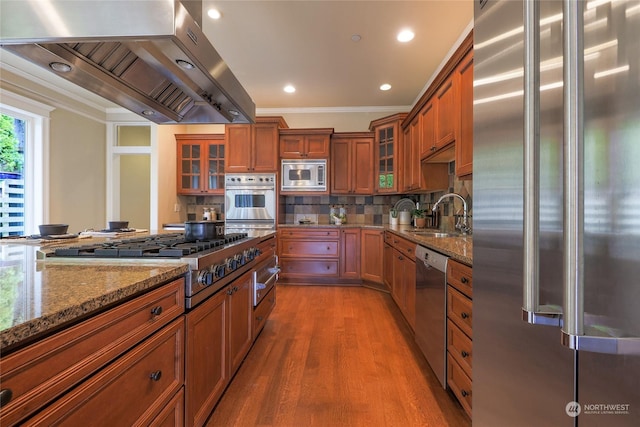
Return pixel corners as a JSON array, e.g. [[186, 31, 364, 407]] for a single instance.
[[277, 223, 472, 265], [0, 243, 189, 352]]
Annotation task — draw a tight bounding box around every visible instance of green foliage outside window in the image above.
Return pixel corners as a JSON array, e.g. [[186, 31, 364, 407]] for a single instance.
[[0, 114, 23, 173]]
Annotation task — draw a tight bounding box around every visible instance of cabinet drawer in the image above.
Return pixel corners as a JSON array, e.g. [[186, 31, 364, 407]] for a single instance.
[[447, 286, 472, 338], [447, 260, 472, 298], [26, 318, 184, 426], [0, 278, 185, 426], [280, 240, 339, 257], [253, 287, 276, 338], [447, 352, 472, 418], [280, 229, 339, 239], [386, 232, 416, 260], [447, 319, 472, 378], [279, 259, 339, 277]]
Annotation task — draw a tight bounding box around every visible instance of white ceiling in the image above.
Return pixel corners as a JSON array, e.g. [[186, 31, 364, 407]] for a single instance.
[[202, 0, 474, 110], [0, 1, 474, 115]]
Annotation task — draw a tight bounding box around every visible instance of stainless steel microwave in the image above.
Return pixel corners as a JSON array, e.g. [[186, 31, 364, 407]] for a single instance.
[[281, 159, 327, 192]]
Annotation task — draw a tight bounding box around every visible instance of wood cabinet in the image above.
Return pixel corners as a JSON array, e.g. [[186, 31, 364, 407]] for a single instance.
[[446, 259, 473, 418], [278, 228, 340, 281], [456, 50, 474, 178], [331, 132, 375, 195], [26, 319, 184, 427], [185, 286, 227, 427], [369, 113, 408, 194], [0, 278, 185, 427], [340, 227, 361, 279], [419, 100, 436, 158], [278, 227, 363, 283], [384, 231, 416, 330], [184, 269, 254, 427], [176, 134, 225, 195], [434, 73, 458, 150], [279, 128, 332, 158], [225, 116, 287, 173], [402, 116, 423, 192], [361, 229, 384, 285]]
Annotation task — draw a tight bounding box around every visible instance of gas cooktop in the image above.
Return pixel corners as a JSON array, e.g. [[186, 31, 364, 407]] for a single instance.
[[46, 232, 248, 258]]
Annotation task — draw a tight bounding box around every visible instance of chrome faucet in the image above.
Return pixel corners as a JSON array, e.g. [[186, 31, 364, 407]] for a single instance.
[[432, 193, 471, 234]]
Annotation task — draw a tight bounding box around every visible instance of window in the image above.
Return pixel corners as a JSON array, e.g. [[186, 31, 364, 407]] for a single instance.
[[0, 114, 25, 236], [0, 91, 53, 236]]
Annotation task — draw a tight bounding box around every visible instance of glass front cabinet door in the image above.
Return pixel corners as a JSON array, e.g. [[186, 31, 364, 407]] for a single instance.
[[176, 134, 225, 195]]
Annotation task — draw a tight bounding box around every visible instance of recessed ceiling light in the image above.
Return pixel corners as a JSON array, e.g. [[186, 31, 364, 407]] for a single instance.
[[351, 34, 362, 42], [142, 110, 155, 116], [380, 83, 392, 91], [176, 59, 195, 69], [397, 29, 415, 43], [284, 85, 296, 93], [49, 62, 72, 73], [207, 8, 221, 19]]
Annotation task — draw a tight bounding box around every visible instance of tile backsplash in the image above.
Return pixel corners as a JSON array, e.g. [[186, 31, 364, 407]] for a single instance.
[[282, 161, 472, 231], [179, 162, 472, 231]]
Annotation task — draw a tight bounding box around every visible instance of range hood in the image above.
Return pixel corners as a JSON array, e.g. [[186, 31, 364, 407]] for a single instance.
[[0, 0, 255, 124]]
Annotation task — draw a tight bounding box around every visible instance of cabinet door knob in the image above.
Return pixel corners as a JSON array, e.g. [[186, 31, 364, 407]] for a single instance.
[[150, 306, 163, 317], [256, 316, 264, 321], [461, 389, 469, 397], [0, 389, 13, 406], [461, 312, 469, 319], [461, 277, 469, 284], [327, 246, 331, 251], [461, 350, 469, 358], [149, 370, 162, 382]]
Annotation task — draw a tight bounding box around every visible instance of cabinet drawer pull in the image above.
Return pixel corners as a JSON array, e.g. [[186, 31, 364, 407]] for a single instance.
[[326, 246, 331, 251], [149, 370, 162, 382], [461, 277, 469, 284], [0, 388, 13, 406], [256, 316, 264, 321], [461, 312, 469, 319], [461, 350, 469, 358], [150, 306, 163, 317], [227, 288, 234, 295], [461, 389, 469, 397]]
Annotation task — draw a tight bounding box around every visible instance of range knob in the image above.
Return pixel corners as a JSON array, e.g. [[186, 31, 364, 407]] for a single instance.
[[213, 264, 225, 279], [197, 270, 213, 286], [234, 253, 245, 266], [226, 257, 236, 271], [244, 248, 254, 261]]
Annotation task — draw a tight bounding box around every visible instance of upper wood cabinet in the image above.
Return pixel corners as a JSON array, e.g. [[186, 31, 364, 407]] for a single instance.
[[434, 73, 458, 150], [176, 134, 225, 195], [279, 128, 333, 158], [456, 50, 474, 178], [331, 132, 375, 195], [225, 116, 288, 173], [419, 100, 436, 158], [369, 113, 408, 194], [402, 117, 423, 192]]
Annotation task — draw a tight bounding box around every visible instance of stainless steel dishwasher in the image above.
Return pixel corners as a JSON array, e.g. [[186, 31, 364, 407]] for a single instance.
[[415, 244, 449, 389]]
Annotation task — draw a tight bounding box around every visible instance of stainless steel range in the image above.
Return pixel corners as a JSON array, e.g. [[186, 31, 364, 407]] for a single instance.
[[38, 232, 264, 308]]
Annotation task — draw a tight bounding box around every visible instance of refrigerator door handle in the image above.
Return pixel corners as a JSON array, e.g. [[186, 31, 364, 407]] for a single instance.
[[521, 0, 562, 328], [559, 0, 640, 356]]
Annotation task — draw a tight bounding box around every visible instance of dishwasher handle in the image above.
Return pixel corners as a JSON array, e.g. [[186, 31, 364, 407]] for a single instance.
[[415, 245, 448, 273]]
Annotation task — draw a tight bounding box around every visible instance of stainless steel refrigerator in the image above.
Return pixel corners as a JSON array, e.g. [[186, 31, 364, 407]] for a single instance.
[[473, 0, 640, 425]]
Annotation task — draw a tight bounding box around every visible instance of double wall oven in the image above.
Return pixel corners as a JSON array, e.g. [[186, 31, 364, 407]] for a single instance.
[[224, 173, 276, 234]]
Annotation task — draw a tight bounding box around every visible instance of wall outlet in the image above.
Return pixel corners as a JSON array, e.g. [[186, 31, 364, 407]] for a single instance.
[[174, 203, 180, 212]]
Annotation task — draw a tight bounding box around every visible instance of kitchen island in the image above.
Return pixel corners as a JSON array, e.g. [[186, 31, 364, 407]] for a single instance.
[[0, 231, 278, 426]]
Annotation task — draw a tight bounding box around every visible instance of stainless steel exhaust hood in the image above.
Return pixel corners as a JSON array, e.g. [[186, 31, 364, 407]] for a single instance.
[[0, 0, 255, 124]]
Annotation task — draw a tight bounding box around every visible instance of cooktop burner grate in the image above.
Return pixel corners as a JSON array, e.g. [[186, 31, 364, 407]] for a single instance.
[[52, 233, 247, 258]]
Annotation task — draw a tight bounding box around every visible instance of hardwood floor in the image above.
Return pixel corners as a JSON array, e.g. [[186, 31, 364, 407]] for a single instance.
[[206, 284, 471, 427]]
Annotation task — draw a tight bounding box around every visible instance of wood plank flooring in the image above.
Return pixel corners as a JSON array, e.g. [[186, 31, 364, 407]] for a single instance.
[[206, 285, 471, 427]]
